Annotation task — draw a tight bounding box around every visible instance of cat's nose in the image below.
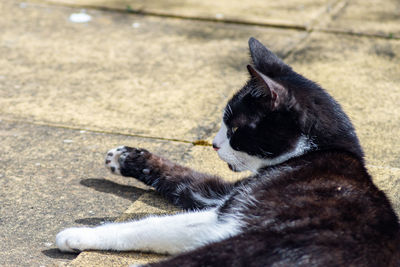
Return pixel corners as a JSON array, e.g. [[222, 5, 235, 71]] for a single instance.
[[212, 143, 220, 151]]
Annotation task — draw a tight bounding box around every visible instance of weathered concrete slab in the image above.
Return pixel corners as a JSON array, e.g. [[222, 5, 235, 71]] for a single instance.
[[0, 0, 306, 142], [69, 250, 164, 267], [0, 119, 191, 266], [32, 0, 340, 29], [319, 0, 400, 38], [286, 32, 400, 167]]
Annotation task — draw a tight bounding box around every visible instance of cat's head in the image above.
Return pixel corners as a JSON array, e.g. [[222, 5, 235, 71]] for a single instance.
[[212, 37, 363, 173]]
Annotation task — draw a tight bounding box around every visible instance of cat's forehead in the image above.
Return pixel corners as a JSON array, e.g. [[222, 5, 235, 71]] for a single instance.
[[222, 80, 264, 125], [223, 101, 253, 127], [223, 103, 235, 125]]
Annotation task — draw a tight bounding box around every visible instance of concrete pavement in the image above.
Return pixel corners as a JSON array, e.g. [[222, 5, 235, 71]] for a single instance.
[[0, 0, 399, 266]]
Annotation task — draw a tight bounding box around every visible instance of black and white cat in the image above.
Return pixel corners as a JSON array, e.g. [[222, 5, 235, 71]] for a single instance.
[[56, 38, 400, 266]]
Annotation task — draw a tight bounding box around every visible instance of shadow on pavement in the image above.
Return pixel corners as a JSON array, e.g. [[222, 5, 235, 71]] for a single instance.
[[75, 216, 119, 226], [80, 178, 149, 201], [41, 248, 78, 260]]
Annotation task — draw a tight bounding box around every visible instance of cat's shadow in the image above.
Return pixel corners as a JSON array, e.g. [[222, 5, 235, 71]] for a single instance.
[[79, 178, 150, 202], [42, 248, 79, 259], [42, 178, 171, 260], [42, 179, 150, 259]]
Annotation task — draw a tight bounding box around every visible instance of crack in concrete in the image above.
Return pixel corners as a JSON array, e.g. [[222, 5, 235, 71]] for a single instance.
[[0, 116, 212, 146], [315, 28, 400, 40]]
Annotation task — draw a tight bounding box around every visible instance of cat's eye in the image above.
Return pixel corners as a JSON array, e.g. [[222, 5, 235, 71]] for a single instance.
[[232, 127, 238, 133]]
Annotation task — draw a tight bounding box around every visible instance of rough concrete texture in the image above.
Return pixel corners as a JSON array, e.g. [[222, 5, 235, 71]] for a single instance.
[[34, 0, 340, 28], [320, 0, 400, 38], [0, 0, 307, 142], [0, 119, 191, 266], [69, 250, 166, 267], [1, 0, 399, 266]]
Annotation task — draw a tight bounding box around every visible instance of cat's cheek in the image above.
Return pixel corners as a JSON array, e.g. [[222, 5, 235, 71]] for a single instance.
[[216, 143, 231, 163]]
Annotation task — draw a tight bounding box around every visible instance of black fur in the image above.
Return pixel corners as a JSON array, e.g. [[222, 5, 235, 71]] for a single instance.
[[116, 38, 399, 266]]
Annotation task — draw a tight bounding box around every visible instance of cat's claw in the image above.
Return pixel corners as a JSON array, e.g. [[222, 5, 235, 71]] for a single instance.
[[56, 227, 98, 252]]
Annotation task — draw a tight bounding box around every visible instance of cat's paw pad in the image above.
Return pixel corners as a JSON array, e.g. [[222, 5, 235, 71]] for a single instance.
[[56, 227, 97, 252], [105, 146, 128, 175], [105, 146, 152, 176]]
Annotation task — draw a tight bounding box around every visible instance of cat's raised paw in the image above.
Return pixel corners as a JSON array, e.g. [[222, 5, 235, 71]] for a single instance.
[[105, 146, 151, 176], [105, 146, 129, 175], [56, 227, 98, 252]]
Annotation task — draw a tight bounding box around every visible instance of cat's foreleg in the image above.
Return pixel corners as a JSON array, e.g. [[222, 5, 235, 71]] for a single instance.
[[56, 209, 240, 254], [105, 146, 234, 210], [145, 229, 275, 267]]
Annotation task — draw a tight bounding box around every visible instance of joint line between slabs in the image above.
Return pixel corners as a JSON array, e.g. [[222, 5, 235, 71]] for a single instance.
[[32, 0, 400, 40], [0, 117, 212, 146]]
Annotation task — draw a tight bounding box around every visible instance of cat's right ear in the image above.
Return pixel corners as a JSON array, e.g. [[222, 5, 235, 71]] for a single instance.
[[248, 37, 289, 74], [247, 65, 287, 110]]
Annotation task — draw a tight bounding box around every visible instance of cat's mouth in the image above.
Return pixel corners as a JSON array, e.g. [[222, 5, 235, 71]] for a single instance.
[[228, 163, 240, 172]]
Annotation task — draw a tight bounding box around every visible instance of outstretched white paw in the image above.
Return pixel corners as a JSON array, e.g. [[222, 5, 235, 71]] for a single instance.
[[105, 146, 128, 175], [56, 227, 98, 252]]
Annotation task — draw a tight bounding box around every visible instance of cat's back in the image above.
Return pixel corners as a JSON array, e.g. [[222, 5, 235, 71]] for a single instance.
[[225, 150, 400, 266]]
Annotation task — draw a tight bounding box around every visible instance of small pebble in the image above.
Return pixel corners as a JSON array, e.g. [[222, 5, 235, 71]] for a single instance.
[[215, 13, 224, 19], [79, 130, 86, 133], [69, 12, 92, 23], [63, 139, 73, 143], [132, 22, 140, 28], [44, 242, 52, 247], [35, 163, 41, 166]]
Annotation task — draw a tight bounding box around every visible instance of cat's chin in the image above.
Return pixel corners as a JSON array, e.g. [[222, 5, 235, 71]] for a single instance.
[[228, 163, 242, 172]]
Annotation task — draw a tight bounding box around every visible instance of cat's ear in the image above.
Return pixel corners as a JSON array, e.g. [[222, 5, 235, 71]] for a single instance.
[[248, 37, 289, 74], [247, 65, 287, 109]]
